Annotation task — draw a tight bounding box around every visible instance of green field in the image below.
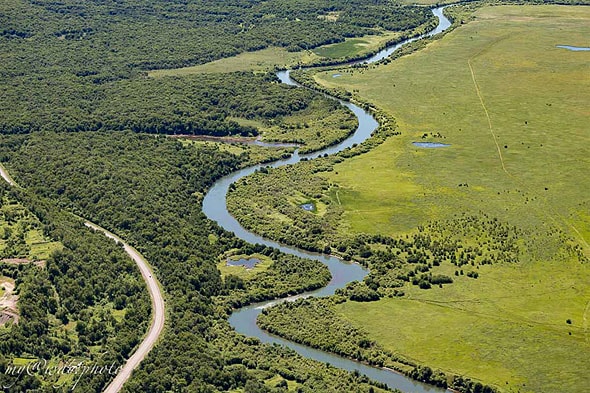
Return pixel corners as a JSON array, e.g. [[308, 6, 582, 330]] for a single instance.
[[308, 5, 590, 392], [337, 257, 590, 392], [149, 30, 405, 76], [312, 31, 404, 59], [217, 253, 273, 281], [316, 5, 590, 246], [148, 47, 319, 76]]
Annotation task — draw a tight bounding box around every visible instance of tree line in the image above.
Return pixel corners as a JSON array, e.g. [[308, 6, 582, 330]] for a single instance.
[[0, 182, 150, 392], [0, 131, 401, 392]]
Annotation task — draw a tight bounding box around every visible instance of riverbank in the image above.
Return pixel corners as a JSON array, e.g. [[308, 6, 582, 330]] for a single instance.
[[203, 6, 457, 393]]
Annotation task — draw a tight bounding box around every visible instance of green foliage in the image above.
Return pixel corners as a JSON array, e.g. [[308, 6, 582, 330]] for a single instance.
[[0, 132, 244, 390], [218, 245, 331, 309], [259, 298, 392, 366], [408, 366, 448, 389], [0, 0, 430, 137], [227, 141, 524, 300], [227, 159, 343, 253], [0, 183, 150, 391], [0, 132, 397, 391], [258, 297, 453, 388]]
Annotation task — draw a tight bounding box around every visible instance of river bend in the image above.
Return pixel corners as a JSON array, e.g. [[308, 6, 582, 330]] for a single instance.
[[203, 7, 452, 392]]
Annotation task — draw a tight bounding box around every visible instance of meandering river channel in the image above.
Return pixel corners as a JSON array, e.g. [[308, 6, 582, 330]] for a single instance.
[[203, 7, 452, 392]]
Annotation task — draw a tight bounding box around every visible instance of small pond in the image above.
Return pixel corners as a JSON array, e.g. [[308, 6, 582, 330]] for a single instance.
[[227, 257, 261, 269], [332, 73, 342, 78], [556, 45, 590, 52], [412, 141, 451, 148], [300, 203, 315, 211]]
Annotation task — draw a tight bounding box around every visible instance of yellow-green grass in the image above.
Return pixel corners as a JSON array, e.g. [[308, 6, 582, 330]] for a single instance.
[[148, 47, 319, 77], [397, 0, 456, 5], [148, 30, 403, 77], [264, 374, 300, 391], [10, 357, 80, 388], [217, 253, 273, 280], [313, 31, 403, 59], [0, 199, 63, 261], [26, 229, 62, 260], [111, 308, 126, 323], [179, 137, 294, 168], [337, 257, 590, 392], [11, 357, 37, 366], [287, 191, 328, 216], [315, 5, 590, 249], [307, 5, 590, 392]]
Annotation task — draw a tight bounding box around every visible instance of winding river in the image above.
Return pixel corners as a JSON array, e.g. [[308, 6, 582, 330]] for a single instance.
[[203, 7, 452, 393]]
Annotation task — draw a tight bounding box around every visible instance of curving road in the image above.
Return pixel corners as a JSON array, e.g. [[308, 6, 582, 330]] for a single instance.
[[0, 163, 165, 393], [85, 222, 165, 393], [0, 164, 17, 187]]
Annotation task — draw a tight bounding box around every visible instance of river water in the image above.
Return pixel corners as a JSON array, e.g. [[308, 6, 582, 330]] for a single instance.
[[202, 7, 452, 392]]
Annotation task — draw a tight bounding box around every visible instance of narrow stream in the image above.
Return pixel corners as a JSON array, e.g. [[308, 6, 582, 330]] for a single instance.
[[203, 7, 452, 392]]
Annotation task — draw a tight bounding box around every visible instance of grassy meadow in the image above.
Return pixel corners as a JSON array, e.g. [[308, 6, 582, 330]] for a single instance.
[[217, 253, 273, 281], [149, 29, 404, 77], [337, 256, 590, 392], [312, 31, 404, 59], [308, 5, 590, 392], [316, 5, 590, 247], [148, 47, 319, 76]]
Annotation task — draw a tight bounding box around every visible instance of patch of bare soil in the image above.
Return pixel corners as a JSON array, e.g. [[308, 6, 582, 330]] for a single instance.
[[0, 279, 19, 325]]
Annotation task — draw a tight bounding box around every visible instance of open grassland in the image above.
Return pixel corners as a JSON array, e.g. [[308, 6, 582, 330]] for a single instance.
[[149, 29, 403, 76], [312, 31, 403, 59], [217, 253, 273, 281], [308, 5, 590, 392], [316, 5, 590, 248], [337, 257, 590, 392], [149, 47, 319, 76], [397, 0, 455, 5]]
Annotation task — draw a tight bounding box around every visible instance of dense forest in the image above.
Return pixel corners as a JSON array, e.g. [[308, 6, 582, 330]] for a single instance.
[[0, 1, 438, 389], [0, 71, 355, 143], [5, 0, 584, 391], [0, 132, 396, 392], [0, 183, 150, 392], [0, 0, 432, 138]]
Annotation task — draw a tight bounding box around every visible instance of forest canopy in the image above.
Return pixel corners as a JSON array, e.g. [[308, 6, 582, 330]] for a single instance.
[[0, 0, 432, 136]]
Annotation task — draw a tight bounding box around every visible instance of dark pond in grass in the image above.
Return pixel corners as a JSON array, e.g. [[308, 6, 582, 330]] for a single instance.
[[227, 257, 260, 269], [556, 45, 590, 52], [300, 203, 315, 211], [413, 141, 451, 148]]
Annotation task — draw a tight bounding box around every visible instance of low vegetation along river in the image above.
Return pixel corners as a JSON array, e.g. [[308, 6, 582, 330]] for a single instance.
[[203, 7, 451, 393]]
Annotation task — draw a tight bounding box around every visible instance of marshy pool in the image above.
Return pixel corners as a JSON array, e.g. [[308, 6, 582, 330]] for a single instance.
[[412, 141, 451, 148], [556, 45, 590, 51], [227, 257, 261, 269], [300, 203, 315, 211]]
